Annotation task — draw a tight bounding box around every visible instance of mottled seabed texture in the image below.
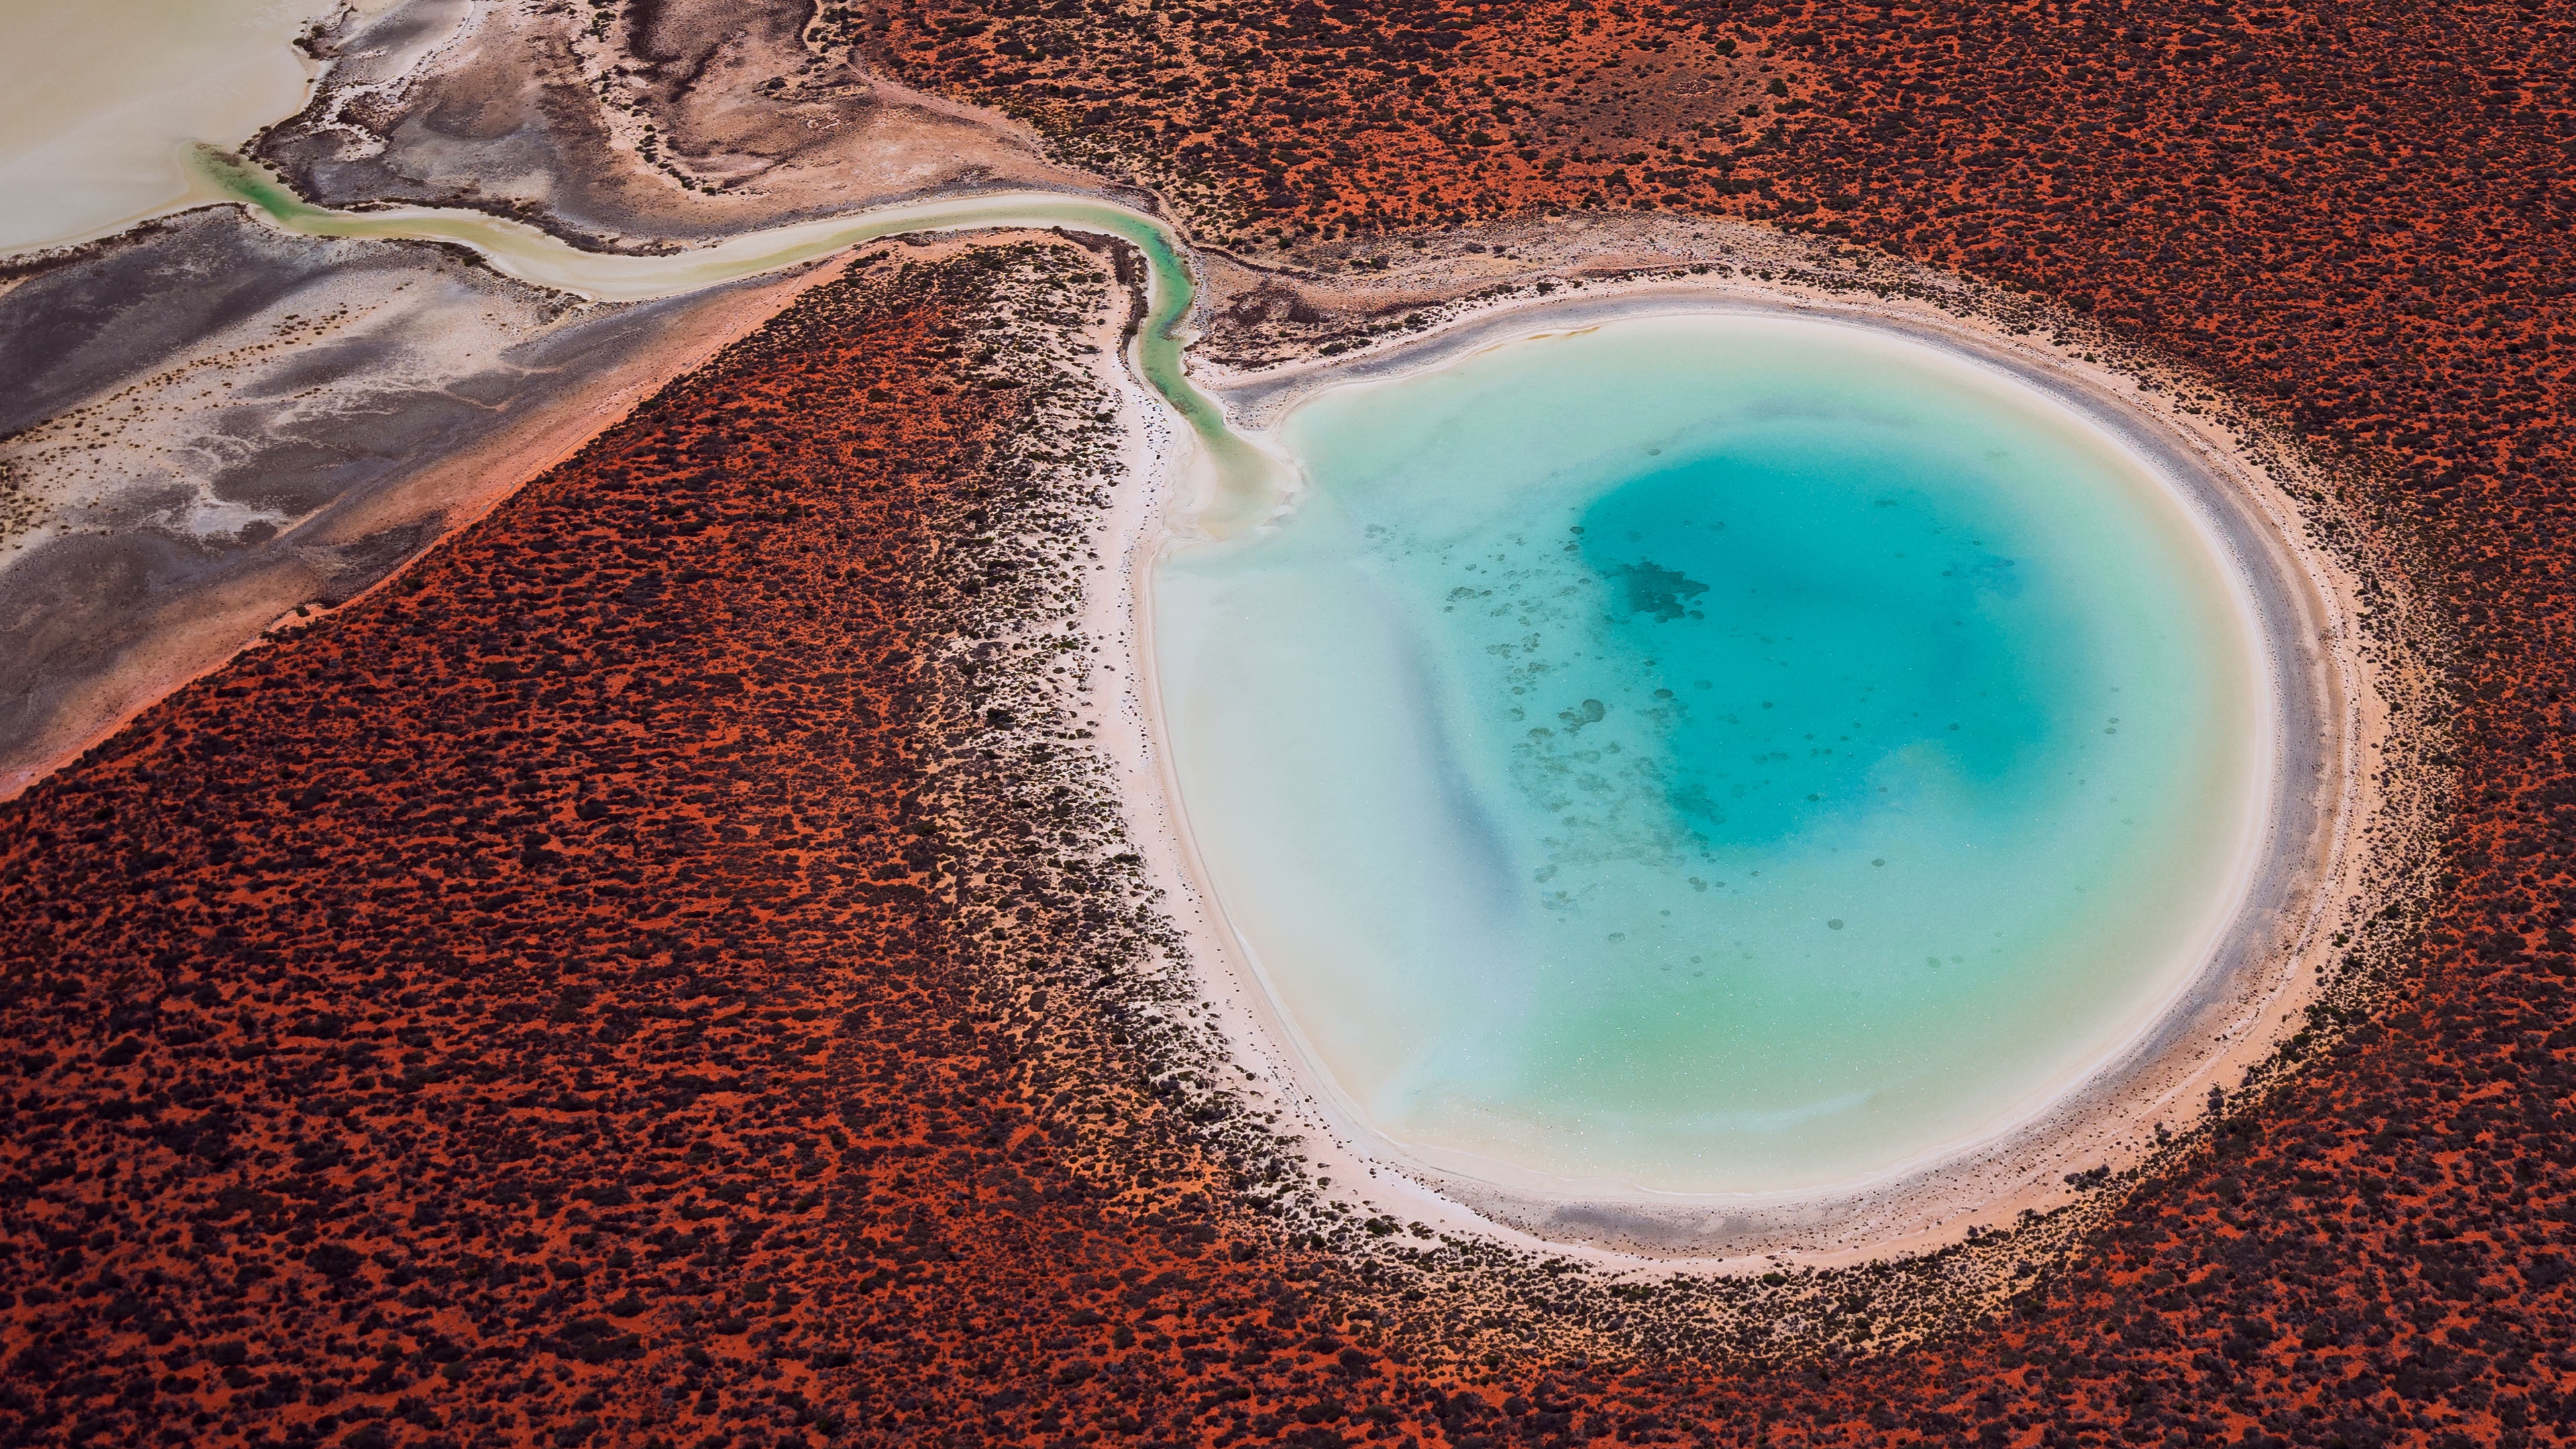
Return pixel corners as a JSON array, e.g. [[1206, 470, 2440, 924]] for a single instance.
[[1159, 316, 2263, 1198]]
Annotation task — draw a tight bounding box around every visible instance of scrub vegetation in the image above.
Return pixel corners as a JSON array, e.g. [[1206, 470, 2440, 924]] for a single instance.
[[5, 0, 2576, 1444]]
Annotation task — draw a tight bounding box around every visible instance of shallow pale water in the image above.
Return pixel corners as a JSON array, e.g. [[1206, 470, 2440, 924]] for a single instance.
[[1155, 315, 2265, 1196], [0, 0, 354, 252]]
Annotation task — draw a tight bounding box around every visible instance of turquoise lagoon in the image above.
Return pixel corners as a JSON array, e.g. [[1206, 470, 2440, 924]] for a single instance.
[[1153, 315, 2266, 1197]]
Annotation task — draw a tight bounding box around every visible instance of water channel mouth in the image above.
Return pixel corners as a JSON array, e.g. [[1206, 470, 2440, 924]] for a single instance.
[[0, 0, 338, 252]]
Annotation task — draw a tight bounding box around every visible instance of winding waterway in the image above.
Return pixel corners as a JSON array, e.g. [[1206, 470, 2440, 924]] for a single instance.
[[29, 156, 2294, 1214]]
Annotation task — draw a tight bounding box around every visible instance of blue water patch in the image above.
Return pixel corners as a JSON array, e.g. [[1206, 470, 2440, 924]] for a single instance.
[[1551, 434, 2061, 853], [1155, 315, 2261, 1195]]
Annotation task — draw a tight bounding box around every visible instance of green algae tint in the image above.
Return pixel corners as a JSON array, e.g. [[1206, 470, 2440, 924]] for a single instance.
[[1154, 315, 2265, 1197]]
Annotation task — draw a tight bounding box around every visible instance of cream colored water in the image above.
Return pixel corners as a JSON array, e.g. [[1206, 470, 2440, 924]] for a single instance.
[[0, 0, 368, 252]]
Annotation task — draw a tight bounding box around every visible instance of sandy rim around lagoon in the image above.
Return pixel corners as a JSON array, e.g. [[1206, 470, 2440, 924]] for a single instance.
[[1085, 272, 2390, 1273]]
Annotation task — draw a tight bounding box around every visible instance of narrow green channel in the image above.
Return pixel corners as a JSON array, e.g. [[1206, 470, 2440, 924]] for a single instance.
[[196, 147, 1277, 533]]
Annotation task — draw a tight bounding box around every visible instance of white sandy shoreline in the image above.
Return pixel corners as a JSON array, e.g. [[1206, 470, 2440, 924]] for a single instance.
[[1081, 265, 2381, 1273]]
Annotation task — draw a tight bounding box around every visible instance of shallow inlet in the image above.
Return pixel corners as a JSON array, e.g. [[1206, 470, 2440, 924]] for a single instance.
[[1155, 316, 2269, 1198], [176, 152, 1285, 537]]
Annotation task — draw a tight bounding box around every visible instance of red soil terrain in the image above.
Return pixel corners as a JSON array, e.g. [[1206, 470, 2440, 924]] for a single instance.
[[9, 7, 2576, 1449], [7, 233, 1779, 1449]]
